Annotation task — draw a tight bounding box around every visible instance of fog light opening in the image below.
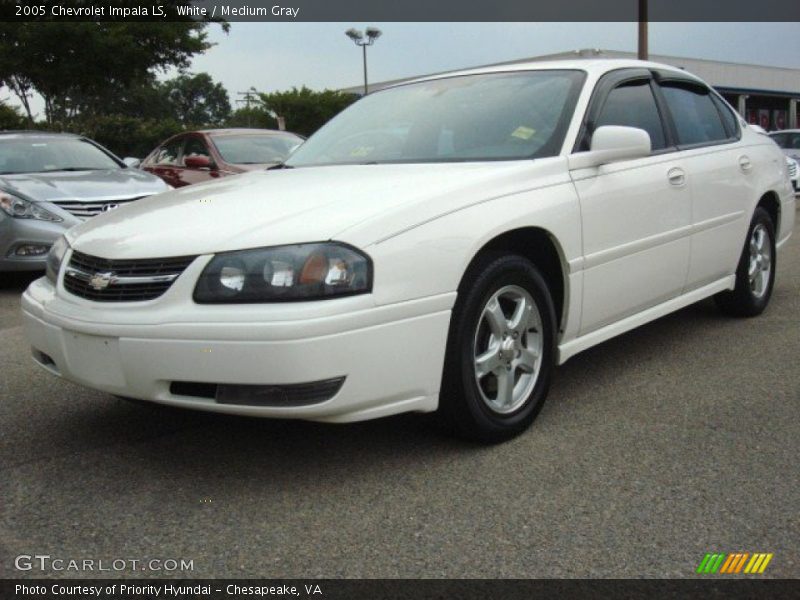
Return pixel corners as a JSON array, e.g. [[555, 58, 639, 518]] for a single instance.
[[12, 243, 51, 257], [32, 348, 59, 374], [216, 377, 346, 407]]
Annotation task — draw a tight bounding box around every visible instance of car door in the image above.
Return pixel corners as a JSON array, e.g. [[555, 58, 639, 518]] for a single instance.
[[570, 69, 692, 334], [178, 135, 222, 186], [655, 78, 754, 288], [144, 136, 184, 188]]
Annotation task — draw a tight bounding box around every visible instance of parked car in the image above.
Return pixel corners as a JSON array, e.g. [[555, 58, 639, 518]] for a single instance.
[[760, 129, 800, 194], [0, 131, 170, 272], [787, 156, 799, 194], [768, 129, 800, 164], [141, 128, 304, 188], [23, 60, 795, 441]]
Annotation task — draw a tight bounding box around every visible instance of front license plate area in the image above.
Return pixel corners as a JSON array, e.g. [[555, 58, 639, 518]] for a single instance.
[[62, 331, 125, 387]]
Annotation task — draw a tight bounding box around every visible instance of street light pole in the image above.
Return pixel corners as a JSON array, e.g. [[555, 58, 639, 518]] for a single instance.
[[345, 27, 382, 95], [362, 43, 368, 96]]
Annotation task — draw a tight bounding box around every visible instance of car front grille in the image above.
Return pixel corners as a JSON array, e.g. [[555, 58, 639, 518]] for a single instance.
[[788, 160, 798, 180], [53, 196, 147, 219], [63, 251, 196, 302]]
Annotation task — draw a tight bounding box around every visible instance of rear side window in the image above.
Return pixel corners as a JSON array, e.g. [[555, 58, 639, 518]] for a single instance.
[[660, 83, 728, 146], [594, 80, 666, 150]]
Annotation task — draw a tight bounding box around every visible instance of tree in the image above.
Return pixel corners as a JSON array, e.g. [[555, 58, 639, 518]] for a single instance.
[[162, 72, 231, 126], [257, 87, 358, 136], [227, 107, 278, 130], [0, 16, 225, 125], [0, 101, 23, 130]]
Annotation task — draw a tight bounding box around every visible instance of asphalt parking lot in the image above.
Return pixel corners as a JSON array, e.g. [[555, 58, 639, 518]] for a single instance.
[[1, 215, 798, 579]]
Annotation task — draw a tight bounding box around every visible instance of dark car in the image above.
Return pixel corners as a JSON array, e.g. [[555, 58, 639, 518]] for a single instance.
[[141, 128, 304, 188]]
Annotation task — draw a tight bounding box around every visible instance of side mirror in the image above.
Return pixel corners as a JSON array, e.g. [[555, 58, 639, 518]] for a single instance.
[[568, 126, 652, 170], [122, 157, 141, 169], [184, 155, 212, 170]]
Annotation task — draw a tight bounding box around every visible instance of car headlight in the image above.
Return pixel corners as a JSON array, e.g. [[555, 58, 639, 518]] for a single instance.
[[45, 236, 69, 284], [194, 243, 372, 303], [0, 191, 62, 222]]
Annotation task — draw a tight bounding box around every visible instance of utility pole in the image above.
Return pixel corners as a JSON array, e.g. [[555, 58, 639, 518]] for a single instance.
[[638, 0, 648, 60], [236, 88, 259, 127]]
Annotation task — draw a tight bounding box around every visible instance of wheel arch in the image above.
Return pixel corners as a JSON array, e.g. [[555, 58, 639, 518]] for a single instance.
[[756, 190, 781, 233], [461, 227, 569, 332]]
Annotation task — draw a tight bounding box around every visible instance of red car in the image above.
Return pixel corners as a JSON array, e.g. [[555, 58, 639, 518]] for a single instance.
[[141, 128, 304, 188]]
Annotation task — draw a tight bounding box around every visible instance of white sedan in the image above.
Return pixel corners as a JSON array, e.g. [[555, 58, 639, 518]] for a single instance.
[[22, 59, 795, 441]]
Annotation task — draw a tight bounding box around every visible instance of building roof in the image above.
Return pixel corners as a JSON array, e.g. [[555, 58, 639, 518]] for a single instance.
[[343, 49, 800, 97]]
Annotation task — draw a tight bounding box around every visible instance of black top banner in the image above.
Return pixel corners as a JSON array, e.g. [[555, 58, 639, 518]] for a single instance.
[[3, 0, 800, 22]]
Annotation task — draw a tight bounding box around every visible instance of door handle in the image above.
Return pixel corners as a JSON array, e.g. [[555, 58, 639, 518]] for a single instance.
[[739, 155, 753, 172], [667, 167, 686, 187]]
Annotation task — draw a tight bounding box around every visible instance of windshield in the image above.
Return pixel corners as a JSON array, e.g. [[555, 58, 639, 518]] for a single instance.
[[0, 138, 120, 174], [286, 70, 585, 167], [212, 134, 304, 164], [770, 132, 800, 150]]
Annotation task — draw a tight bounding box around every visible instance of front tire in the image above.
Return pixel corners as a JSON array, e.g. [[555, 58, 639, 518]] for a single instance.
[[438, 254, 556, 443], [714, 207, 776, 317]]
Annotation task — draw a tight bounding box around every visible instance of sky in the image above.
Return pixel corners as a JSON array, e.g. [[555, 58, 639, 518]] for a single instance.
[[5, 22, 800, 118]]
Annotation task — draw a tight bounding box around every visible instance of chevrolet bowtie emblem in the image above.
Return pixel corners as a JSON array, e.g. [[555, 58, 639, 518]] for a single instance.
[[88, 271, 115, 291]]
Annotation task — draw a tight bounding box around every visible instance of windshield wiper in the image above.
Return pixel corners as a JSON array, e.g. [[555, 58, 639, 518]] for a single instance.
[[267, 162, 294, 170]]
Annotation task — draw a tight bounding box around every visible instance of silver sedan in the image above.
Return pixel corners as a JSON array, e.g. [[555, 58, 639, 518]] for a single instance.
[[0, 131, 169, 272]]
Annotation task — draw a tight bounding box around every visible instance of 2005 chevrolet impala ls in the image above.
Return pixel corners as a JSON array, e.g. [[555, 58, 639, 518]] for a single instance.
[[22, 60, 795, 441]]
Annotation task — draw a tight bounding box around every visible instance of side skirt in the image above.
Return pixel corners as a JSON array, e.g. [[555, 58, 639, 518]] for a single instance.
[[557, 275, 735, 365]]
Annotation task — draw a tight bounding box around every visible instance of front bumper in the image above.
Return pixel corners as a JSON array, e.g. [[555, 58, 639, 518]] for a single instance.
[[21, 276, 454, 422]]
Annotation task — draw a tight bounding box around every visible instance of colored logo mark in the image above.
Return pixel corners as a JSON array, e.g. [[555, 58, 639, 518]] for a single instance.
[[696, 552, 773, 574]]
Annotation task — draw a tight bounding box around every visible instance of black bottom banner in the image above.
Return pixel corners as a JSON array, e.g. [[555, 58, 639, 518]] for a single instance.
[[2, 579, 799, 600]]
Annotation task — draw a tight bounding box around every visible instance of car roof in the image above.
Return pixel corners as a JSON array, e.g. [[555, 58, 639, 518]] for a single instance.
[[198, 128, 300, 137], [386, 58, 704, 89], [0, 130, 82, 140]]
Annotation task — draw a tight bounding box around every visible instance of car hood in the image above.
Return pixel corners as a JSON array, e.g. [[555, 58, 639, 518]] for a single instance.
[[66, 160, 569, 259], [0, 168, 169, 203]]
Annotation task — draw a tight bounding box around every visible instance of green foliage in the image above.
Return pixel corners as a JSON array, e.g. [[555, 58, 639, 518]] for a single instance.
[[0, 101, 24, 130], [77, 115, 184, 159], [227, 107, 278, 129], [257, 87, 358, 137], [36, 114, 183, 159], [0, 20, 219, 123], [161, 73, 231, 126]]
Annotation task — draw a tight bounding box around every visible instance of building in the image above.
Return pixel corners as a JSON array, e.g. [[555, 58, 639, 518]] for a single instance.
[[344, 49, 800, 131]]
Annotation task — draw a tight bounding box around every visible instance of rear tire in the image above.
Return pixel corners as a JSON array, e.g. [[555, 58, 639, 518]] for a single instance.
[[438, 253, 556, 443], [714, 207, 776, 317]]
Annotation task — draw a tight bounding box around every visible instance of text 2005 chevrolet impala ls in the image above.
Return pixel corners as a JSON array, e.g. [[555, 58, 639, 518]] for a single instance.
[[22, 60, 795, 441]]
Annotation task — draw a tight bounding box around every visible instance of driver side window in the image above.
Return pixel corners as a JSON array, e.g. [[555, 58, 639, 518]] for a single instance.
[[155, 138, 183, 166], [183, 137, 212, 164], [594, 80, 667, 151]]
